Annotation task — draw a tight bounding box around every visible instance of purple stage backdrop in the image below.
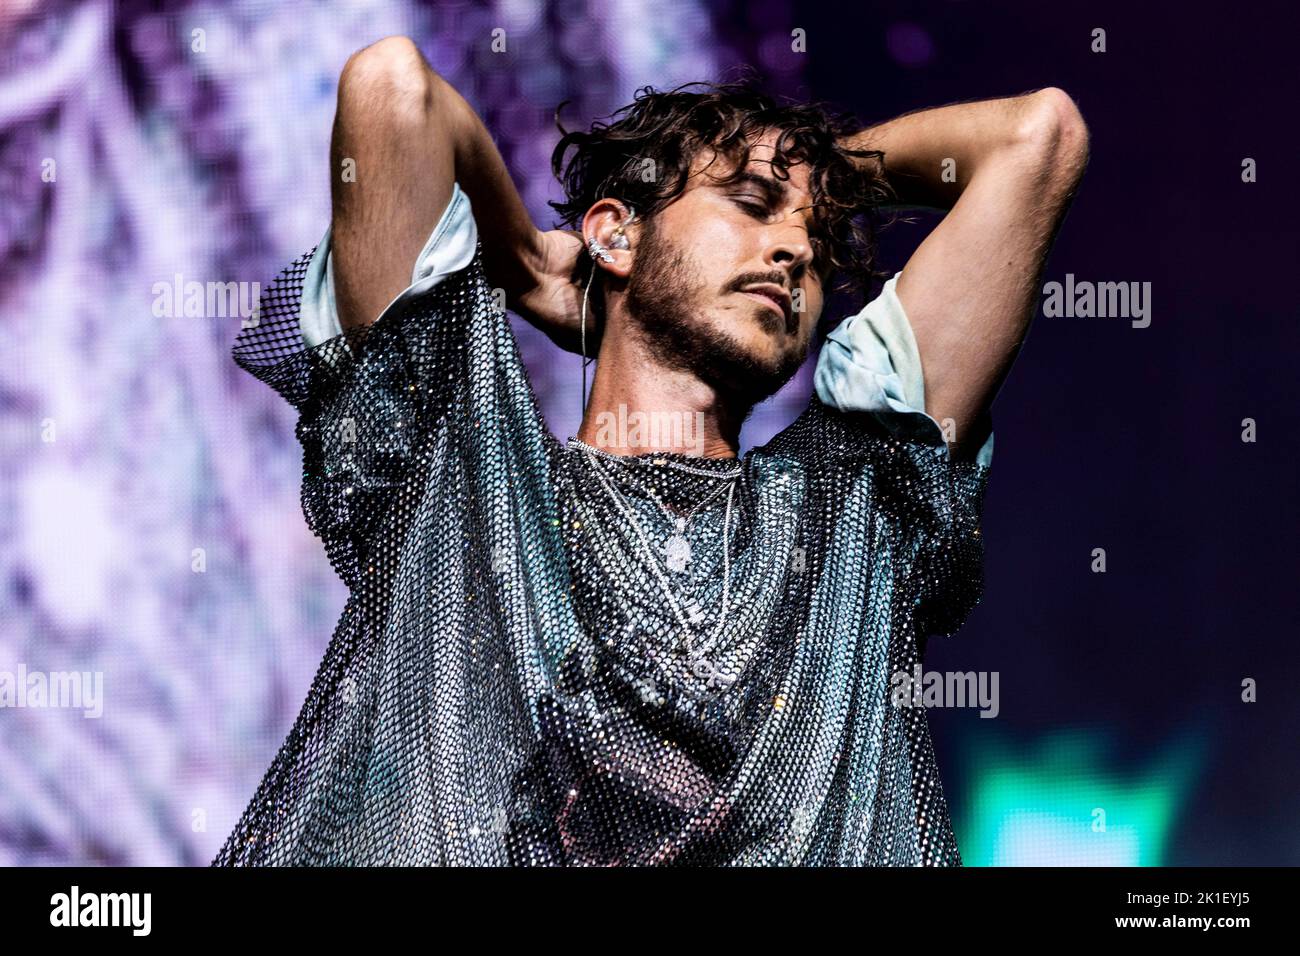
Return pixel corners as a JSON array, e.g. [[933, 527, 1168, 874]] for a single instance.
[[1, 0, 1296, 866]]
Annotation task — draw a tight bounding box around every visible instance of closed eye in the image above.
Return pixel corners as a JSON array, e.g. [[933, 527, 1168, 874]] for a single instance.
[[733, 195, 770, 217]]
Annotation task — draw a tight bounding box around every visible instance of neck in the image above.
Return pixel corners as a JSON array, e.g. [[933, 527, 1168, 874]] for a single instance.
[[575, 326, 747, 460]]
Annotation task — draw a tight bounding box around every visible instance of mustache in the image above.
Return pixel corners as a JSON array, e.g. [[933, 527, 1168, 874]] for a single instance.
[[729, 271, 790, 294]]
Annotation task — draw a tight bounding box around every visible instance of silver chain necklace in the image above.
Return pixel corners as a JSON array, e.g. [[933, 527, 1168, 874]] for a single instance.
[[569, 438, 736, 574], [569, 442, 740, 689], [568, 437, 744, 480]]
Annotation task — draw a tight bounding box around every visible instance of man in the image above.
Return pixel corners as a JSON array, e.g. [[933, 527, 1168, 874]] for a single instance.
[[215, 35, 1087, 866]]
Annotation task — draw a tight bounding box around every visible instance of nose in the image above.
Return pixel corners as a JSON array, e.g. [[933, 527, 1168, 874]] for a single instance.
[[765, 225, 815, 284]]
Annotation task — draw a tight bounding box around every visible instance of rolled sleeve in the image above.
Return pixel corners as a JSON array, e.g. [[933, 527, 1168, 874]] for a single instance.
[[298, 181, 480, 350], [813, 271, 994, 469]]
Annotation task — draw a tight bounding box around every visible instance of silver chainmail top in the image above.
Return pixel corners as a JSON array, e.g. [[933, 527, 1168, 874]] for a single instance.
[[213, 242, 991, 866]]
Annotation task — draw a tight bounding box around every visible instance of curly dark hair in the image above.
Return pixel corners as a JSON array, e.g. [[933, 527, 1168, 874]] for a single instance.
[[549, 78, 894, 305]]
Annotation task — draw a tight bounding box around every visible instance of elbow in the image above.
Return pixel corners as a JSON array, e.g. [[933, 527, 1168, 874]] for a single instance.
[[339, 36, 439, 124], [1014, 87, 1091, 182]]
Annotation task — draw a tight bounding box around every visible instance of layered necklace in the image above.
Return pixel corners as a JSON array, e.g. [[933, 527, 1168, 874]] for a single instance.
[[567, 437, 744, 690]]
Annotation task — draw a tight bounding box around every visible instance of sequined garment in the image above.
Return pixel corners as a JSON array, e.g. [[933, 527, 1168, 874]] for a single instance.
[[212, 242, 991, 867]]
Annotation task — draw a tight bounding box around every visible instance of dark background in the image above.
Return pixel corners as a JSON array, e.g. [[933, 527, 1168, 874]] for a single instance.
[[792, 0, 1298, 864]]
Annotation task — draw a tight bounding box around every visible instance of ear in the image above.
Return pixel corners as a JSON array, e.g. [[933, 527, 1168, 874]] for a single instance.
[[581, 199, 637, 279]]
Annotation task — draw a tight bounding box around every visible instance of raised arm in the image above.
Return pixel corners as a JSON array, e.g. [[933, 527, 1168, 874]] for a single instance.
[[330, 36, 579, 341], [841, 89, 1090, 460]]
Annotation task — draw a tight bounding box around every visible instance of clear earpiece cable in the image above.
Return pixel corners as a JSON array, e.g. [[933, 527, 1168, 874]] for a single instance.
[[580, 261, 596, 417]]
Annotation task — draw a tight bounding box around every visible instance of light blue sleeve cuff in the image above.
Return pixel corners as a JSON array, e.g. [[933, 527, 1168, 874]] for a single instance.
[[298, 181, 480, 350], [813, 271, 994, 469]]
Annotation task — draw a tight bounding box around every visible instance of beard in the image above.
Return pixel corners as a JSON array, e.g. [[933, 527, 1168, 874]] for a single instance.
[[623, 218, 804, 407]]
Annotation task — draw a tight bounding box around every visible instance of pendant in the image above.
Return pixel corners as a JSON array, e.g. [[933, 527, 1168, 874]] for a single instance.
[[663, 533, 692, 573], [689, 653, 736, 690]]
